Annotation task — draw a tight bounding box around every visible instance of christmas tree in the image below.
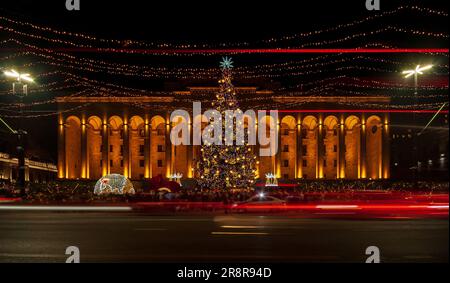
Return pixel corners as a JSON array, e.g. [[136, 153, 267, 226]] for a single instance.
[[197, 57, 257, 190]]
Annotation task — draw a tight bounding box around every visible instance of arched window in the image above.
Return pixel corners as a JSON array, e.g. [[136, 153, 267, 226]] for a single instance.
[[344, 115, 361, 179], [87, 116, 102, 179], [301, 116, 318, 179]]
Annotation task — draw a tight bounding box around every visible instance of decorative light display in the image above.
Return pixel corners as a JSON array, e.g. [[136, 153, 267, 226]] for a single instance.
[[265, 173, 278, 187], [278, 74, 449, 91], [0, 5, 447, 49], [0, 4, 448, 119], [196, 58, 257, 190], [261, 6, 448, 44], [1, 41, 447, 81], [94, 174, 135, 195], [170, 172, 183, 186], [0, 37, 447, 81]]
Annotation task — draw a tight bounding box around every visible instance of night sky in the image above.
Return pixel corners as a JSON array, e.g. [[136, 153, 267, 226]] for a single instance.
[[0, 0, 448, 162], [1, 1, 413, 40]]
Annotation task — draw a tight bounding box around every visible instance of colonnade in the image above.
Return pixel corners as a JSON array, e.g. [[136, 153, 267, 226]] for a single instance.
[[58, 112, 390, 180]]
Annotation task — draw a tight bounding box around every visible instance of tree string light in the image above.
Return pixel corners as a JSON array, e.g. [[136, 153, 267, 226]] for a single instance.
[[196, 57, 257, 189]]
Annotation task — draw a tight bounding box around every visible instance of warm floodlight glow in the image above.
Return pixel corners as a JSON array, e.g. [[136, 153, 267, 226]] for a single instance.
[[4, 69, 19, 78], [402, 64, 433, 78], [3, 69, 34, 82], [19, 74, 33, 82]]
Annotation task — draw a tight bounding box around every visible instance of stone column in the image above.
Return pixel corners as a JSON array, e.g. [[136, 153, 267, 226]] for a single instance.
[[101, 120, 109, 176], [144, 116, 151, 179], [122, 120, 130, 178], [165, 115, 172, 178], [276, 119, 281, 178], [382, 113, 390, 179], [317, 114, 324, 178], [25, 163, 29, 182], [360, 115, 367, 179], [81, 117, 88, 179], [338, 114, 346, 178], [255, 122, 260, 179], [187, 119, 193, 178], [296, 114, 302, 179], [9, 163, 13, 181], [57, 115, 65, 179]]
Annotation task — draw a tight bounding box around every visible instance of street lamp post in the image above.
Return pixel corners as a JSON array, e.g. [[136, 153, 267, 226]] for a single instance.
[[402, 64, 432, 180], [402, 65, 433, 95], [3, 70, 33, 195]]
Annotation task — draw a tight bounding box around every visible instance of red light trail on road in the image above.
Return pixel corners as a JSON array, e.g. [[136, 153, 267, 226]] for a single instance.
[[231, 203, 449, 211], [270, 109, 449, 114]]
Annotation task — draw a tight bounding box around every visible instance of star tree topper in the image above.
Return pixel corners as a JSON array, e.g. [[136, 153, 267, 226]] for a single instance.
[[220, 56, 234, 69]]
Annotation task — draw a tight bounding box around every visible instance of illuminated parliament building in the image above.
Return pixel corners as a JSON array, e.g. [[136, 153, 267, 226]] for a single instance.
[[56, 87, 390, 182]]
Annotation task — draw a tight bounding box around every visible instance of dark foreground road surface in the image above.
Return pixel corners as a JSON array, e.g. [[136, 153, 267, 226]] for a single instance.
[[0, 212, 448, 263]]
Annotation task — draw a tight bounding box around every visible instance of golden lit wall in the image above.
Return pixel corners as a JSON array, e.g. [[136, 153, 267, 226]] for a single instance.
[[172, 116, 189, 177], [151, 116, 166, 177], [130, 116, 145, 179], [366, 115, 382, 179], [192, 116, 208, 178], [280, 116, 296, 179], [344, 115, 360, 179], [173, 145, 188, 177], [60, 111, 388, 182], [87, 116, 102, 180], [323, 116, 338, 179], [65, 116, 81, 179], [108, 116, 123, 175], [302, 116, 317, 179], [258, 116, 276, 178]]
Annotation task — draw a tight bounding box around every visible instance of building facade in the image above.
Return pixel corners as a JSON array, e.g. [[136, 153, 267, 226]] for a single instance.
[[56, 88, 391, 181], [0, 152, 57, 183]]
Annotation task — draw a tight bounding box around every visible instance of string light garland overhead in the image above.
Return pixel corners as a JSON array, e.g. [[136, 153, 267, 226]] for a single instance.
[[0, 4, 448, 120], [1, 40, 448, 81], [0, 5, 447, 49]]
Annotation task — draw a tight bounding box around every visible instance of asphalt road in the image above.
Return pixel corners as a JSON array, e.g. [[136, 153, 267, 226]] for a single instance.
[[0, 212, 448, 263]]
